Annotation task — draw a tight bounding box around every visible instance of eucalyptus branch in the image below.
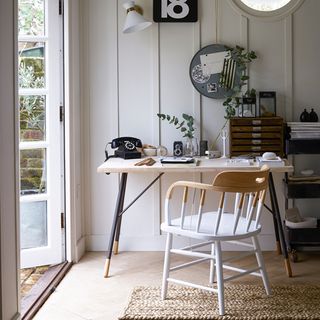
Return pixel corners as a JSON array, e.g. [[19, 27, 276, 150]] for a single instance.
[[157, 113, 195, 138]]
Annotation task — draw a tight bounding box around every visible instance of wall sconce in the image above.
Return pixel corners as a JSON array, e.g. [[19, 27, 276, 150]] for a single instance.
[[123, 1, 152, 34]]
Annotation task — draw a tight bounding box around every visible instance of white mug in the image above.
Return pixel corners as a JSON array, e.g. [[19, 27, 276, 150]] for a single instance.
[[205, 150, 221, 159]]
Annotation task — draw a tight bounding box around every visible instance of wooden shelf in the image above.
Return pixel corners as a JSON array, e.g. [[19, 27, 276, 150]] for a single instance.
[[286, 182, 320, 198], [286, 138, 320, 154]]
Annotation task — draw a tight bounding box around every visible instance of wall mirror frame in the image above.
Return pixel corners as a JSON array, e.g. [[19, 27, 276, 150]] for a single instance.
[[228, 0, 305, 21]]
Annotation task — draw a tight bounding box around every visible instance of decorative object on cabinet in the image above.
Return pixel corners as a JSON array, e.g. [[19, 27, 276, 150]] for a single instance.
[[229, 117, 284, 157], [259, 91, 276, 117], [299, 109, 310, 122], [284, 122, 320, 262], [239, 96, 257, 117], [309, 108, 319, 122], [123, 1, 152, 34], [153, 0, 198, 22]]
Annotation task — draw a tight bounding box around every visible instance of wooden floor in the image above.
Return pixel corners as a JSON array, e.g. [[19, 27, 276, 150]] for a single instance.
[[34, 251, 320, 320]]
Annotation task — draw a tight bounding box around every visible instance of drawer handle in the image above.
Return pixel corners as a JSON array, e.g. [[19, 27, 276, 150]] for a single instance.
[[252, 120, 262, 125], [252, 133, 261, 138], [252, 140, 261, 145], [253, 126, 261, 131], [251, 146, 261, 151]]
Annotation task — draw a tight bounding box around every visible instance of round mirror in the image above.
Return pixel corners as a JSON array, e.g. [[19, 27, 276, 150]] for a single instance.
[[240, 0, 292, 12]]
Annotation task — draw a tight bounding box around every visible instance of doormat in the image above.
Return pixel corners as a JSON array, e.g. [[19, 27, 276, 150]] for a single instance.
[[119, 284, 320, 319]]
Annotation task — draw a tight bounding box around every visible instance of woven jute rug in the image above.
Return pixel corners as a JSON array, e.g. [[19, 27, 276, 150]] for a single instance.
[[119, 284, 320, 320]]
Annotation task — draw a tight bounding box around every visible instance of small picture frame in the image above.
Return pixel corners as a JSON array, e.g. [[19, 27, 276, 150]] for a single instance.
[[259, 91, 276, 117], [207, 82, 217, 93]]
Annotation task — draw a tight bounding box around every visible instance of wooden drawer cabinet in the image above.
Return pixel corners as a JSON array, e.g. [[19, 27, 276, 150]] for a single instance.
[[230, 117, 284, 157]]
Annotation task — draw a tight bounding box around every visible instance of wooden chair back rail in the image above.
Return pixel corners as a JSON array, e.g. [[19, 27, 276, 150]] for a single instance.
[[212, 166, 269, 193]]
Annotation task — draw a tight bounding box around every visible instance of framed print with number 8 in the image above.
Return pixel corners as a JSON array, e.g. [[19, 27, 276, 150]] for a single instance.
[[153, 0, 198, 22]]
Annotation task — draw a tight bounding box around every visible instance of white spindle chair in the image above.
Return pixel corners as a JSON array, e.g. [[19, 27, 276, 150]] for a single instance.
[[161, 166, 271, 316]]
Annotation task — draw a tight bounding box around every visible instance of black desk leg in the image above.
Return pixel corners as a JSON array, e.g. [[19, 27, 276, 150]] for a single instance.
[[268, 172, 292, 277], [104, 173, 128, 278], [272, 215, 281, 255], [113, 215, 123, 255]]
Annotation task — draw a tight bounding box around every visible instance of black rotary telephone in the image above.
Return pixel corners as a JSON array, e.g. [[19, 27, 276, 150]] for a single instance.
[[105, 137, 142, 161]]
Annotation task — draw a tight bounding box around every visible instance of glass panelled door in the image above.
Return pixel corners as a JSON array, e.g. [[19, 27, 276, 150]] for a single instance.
[[18, 0, 63, 268]]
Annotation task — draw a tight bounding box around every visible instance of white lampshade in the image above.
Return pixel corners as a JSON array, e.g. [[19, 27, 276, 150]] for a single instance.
[[123, 1, 152, 34]]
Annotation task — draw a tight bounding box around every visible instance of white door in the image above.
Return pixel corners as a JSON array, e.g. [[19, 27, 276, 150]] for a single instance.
[[18, 0, 64, 268]]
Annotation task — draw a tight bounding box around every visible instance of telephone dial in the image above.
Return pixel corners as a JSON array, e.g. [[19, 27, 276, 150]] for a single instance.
[[105, 137, 142, 161]]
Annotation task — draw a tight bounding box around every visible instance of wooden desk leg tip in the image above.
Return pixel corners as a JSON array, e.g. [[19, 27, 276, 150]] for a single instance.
[[285, 258, 293, 277], [104, 259, 110, 278], [113, 241, 119, 255], [276, 242, 282, 255]]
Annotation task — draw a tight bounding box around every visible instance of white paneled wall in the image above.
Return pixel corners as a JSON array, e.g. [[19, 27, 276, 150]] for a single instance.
[[80, 0, 319, 251]]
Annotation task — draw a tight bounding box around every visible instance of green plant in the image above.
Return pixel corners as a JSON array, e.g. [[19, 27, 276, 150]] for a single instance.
[[209, 46, 257, 150], [220, 45, 257, 119], [157, 113, 195, 138]]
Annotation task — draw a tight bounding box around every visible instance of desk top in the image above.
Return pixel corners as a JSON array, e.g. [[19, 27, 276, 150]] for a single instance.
[[97, 157, 293, 174]]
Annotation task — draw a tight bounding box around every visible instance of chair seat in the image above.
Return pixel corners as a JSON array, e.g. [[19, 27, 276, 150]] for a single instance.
[[161, 212, 261, 241]]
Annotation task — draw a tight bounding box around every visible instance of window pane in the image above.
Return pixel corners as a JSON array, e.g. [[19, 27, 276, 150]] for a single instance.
[[240, 0, 291, 11], [20, 95, 46, 142], [19, 42, 45, 89], [20, 149, 46, 195], [20, 201, 47, 249], [18, 0, 45, 36]]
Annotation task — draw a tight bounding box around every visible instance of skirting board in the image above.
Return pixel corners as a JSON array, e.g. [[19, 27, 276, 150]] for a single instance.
[[85, 234, 276, 251]]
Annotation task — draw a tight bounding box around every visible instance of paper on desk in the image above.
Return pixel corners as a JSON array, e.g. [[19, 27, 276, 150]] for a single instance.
[[200, 51, 228, 76]]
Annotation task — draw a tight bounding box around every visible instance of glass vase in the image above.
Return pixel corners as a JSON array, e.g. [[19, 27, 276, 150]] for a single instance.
[[184, 137, 198, 157]]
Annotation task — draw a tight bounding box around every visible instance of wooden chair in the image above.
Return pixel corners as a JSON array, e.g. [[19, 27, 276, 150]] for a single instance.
[[161, 166, 271, 316]]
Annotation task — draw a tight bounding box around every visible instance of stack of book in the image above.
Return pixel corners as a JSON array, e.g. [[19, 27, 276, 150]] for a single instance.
[[287, 122, 320, 139]]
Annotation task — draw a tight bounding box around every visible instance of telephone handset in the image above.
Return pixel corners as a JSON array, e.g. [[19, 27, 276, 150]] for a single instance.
[[105, 137, 142, 161]]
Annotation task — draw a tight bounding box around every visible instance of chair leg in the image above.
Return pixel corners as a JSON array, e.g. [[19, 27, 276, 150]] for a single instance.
[[252, 236, 272, 296], [161, 233, 173, 300], [215, 241, 225, 316], [209, 243, 215, 284]]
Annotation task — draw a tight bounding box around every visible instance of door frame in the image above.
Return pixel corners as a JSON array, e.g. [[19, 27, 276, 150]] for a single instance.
[[19, 0, 64, 268], [0, 0, 83, 317]]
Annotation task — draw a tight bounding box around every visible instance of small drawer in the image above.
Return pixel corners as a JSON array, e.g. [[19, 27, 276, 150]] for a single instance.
[[231, 145, 281, 152], [232, 132, 282, 139], [231, 126, 282, 133], [231, 139, 281, 146], [230, 117, 283, 126]]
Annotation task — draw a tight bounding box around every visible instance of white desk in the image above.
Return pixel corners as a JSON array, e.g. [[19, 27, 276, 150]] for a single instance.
[[97, 157, 294, 278]]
